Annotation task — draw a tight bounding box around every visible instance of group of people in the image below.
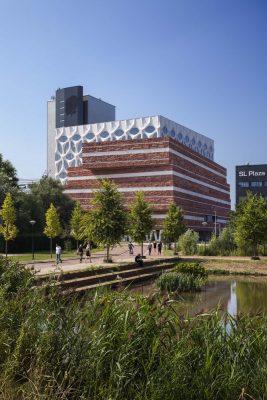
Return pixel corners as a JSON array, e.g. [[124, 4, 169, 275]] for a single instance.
[[77, 242, 92, 263], [55, 242, 92, 264], [56, 240, 162, 266], [128, 241, 163, 256], [129, 241, 163, 269]]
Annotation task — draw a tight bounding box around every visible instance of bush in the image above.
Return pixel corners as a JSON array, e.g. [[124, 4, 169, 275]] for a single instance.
[[0, 256, 35, 298], [156, 271, 204, 292], [174, 262, 207, 277], [197, 228, 236, 256], [178, 229, 199, 255]]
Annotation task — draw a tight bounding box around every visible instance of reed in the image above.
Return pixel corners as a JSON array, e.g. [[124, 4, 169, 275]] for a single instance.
[[156, 271, 204, 292], [1, 258, 267, 399]]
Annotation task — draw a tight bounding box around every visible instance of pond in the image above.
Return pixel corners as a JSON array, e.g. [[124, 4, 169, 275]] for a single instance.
[[128, 275, 267, 316]]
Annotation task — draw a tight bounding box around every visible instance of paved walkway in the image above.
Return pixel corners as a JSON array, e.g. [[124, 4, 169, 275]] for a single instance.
[[4, 245, 266, 276], [23, 244, 165, 276]]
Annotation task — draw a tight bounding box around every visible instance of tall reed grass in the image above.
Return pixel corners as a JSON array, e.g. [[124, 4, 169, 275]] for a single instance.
[[0, 257, 267, 399], [156, 271, 204, 292]]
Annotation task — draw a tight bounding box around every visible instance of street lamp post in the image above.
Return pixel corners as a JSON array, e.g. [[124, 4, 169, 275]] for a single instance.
[[29, 220, 36, 261], [202, 221, 208, 255]]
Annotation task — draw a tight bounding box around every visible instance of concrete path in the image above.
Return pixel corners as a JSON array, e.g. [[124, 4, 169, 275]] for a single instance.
[[24, 244, 164, 276]]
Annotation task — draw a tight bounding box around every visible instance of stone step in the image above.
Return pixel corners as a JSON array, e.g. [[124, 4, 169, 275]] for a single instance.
[[64, 272, 160, 294], [60, 264, 169, 289], [60, 263, 175, 292]]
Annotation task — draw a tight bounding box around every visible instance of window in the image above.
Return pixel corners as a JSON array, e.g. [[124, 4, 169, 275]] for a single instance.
[[238, 182, 249, 187], [205, 215, 215, 222], [264, 181, 267, 187], [251, 181, 263, 187]]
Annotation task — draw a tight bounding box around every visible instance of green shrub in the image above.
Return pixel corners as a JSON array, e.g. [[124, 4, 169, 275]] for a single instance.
[[178, 229, 199, 255], [156, 271, 204, 292], [174, 262, 207, 277], [0, 256, 35, 298]]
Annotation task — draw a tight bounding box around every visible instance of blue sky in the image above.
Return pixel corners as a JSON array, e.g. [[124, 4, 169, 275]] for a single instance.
[[0, 0, 266, 207]]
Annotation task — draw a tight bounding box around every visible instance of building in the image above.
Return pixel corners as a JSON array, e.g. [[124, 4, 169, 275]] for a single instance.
[[47, 86, 115, 178], [48, 85, 231, 238], [18, 178, 38, 192], [236, 164, 267, 205]]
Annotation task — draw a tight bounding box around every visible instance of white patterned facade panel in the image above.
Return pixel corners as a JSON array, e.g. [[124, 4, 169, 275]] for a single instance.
[[54, 115, 214, 181]]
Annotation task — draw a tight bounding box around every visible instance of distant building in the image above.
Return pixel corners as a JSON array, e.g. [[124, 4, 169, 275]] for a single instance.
[[236, 164, 267, 205], [18, 178, 38, 192]]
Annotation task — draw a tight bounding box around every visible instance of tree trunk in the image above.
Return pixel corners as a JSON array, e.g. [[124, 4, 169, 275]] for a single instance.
[[77, 240, 78, 251], [5, 240, 7, 257], [50, 238, 52, 258], [141, 242, 143, 257], [174, 241, 177, 255], [106, 244, 110, 262]]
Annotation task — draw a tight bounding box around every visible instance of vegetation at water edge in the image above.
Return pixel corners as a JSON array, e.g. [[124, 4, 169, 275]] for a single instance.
[[1, 259, 267, 399]]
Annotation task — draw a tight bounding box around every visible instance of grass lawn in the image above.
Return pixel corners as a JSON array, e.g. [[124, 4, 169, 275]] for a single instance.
[[4, 248, 104, 262]]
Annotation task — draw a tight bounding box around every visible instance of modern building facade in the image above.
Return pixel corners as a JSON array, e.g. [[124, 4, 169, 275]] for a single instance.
[[64, 137, 230, 239], [48, 85, 231, 238], [47, 86, 115, 178], [236, 164, 267, 204]]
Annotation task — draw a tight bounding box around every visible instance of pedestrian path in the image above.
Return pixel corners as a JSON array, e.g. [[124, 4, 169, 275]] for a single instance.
[[25, 244, 165, 276]]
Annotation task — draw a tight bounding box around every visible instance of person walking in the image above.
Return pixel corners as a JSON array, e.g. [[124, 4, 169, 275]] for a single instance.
[[153, 241, 157, 253], [85, 243, 91, 262], [55, 244, 62, 265], [157, 241, 162, 255], [128, 242, 134, 255], [78, 243, 84, 263], [147, 242, 152, 256]]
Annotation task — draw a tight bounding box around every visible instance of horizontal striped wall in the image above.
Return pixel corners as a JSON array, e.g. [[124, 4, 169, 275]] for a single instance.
[[65, 137, 231, 229]]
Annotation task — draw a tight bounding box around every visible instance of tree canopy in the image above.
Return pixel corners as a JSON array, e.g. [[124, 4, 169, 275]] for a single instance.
[[162, 202, 186, 254], [129, 191, 154, 256], [43, 203, 62, 257], [232, 192, 267, 257], [88, 180, 128, 261], [0, 193, 18, 256], [70, 201, 83, 248]]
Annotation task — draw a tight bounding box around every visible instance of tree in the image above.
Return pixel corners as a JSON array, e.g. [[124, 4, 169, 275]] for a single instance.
[[30, 177, 74, 231], [0, 193, 18, 256], [0, 153, 19, 207], [70, 201, 83, 250], [178, 229, 199, 255], [233, 192, 267, 258], [0, 153, 18, 185], [218, 226, 235, 255], [161, 202, 186, 254], [43, 203, 62, 258], [89, 180, 128, 262], [129, 191, 154, 257]]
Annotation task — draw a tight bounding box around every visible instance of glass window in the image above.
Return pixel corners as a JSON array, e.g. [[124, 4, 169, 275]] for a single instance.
[[264, 181, 267, 187], [238, 182, 249, 187], [251, 181, 263, 187]]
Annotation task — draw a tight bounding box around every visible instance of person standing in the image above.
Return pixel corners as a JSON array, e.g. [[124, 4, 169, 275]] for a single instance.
[[147, 242, 152, 256], [85, 243, 91, 263], [55, 244, 62, 265], [78, 243, 84, 263], [157, 241, 162, 255], [153, 241, 157, 253]]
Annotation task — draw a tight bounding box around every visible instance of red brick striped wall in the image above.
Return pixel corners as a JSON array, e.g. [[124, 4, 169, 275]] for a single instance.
[[65, 137, 231, 232]]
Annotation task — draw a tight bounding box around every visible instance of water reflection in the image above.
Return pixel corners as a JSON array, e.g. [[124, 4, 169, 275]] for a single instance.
[[129, 276, 267, 316]]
